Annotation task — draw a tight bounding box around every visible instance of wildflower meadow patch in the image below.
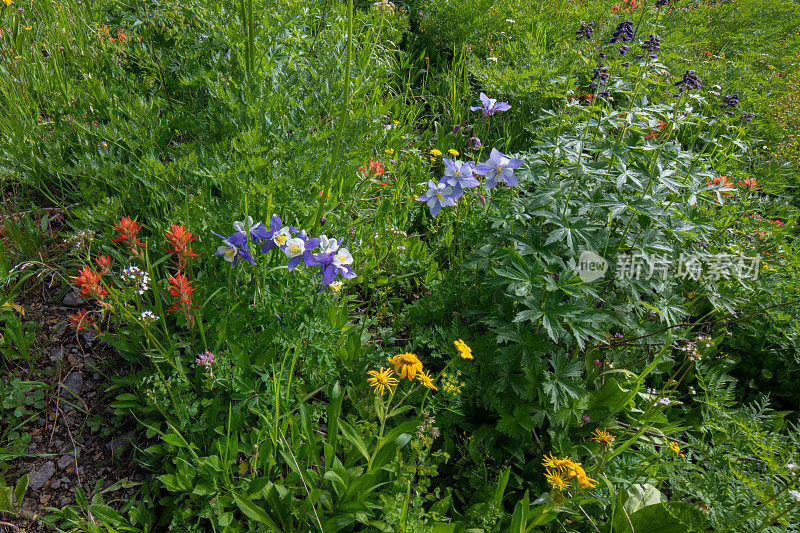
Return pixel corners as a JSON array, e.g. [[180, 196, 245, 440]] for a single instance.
[[1, 0, 800, 530]]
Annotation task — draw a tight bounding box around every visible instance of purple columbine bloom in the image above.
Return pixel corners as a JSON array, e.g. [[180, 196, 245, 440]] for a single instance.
[[260, 214, 298, 253], [473, 148, 524, 189], [234, 216, 268, 243], [469, 92, 511, 118], [320, 248, 357, 286], [415, 179, 458, 217], [213, 231, 256, 266], [468, 136, 482, 148], [283, 230, 321, 271], [443, 158, 479, 195]]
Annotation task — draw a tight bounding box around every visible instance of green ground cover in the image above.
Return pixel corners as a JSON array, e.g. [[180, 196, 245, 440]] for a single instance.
[[2, 0, 800, 530]]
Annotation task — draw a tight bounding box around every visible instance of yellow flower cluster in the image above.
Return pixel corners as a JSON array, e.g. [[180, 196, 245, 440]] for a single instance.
[[367, 353, 438, 394], [441, 371, 464, 395], [542, 453, 598, 490], [591, 428, 615, 449], [453, 339, 473, 359], [429, 148, 460, 161], [666, 439, 685, 457]]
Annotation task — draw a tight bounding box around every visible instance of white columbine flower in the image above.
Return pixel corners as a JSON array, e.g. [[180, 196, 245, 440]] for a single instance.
[[216, 239, 239, 263], [283, 238, 305, 258], [319, 235, 340, 254], [273, 227, 293, 248], [234, 216, 259, 236], [332, 248, 353, 268]]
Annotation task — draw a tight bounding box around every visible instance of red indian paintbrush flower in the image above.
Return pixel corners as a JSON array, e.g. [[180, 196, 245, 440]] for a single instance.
[[168, 271, 198, 323], [72, 267, 108, 298], [359, 158, 386, 177], [96, 255, 113, 274], [112, 217, 144, 255], [67, 309, 93, 331], [164, 224, 199, 269]]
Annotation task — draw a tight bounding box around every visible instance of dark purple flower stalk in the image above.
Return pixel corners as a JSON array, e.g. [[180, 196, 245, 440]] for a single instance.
[[619, 44, 630, 55], [576, 22, 594, 41], [674, 70, 703, 93], [719, 94, 740, 108], [609, 20, 634, 43], [589, 66, 610, 90], [740, 112, 754, 124], [641, 34, 661, 56], [469, 92, 511, 118]]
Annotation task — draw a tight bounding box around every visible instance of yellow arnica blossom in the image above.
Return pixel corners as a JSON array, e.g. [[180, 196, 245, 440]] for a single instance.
[[385, 148, 395, 155], [545, 468, 571, 491], [591, 428, 615, 449], [762, 262, 777, 272], [388, 352, 423, 380], [2, 0, 11, 6], [367, 367, 399, 395], [668, 440, 685, 458], [429, 149, 442, 157], [448, 148, 459, 156], [417, 369, 437, 390], [542, 452, 574, 472], [454, 339, 473, 359]]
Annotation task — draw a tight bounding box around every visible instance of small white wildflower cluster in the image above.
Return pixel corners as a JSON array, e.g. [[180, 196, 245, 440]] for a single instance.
[[657, 397, 672, 406], [688, 386, 696, 395], [787, 462, 799, 473], [676, 340, 701, 362], [372, 0, 395, 13], [386, 227, 408, 238], [696, 334, 713, 349], [139, 310, 159, 324], [790, 490, 800, 502], [121, 266, 151, 295], [646, 387, 657, 394], [63, 230, 96, 252]]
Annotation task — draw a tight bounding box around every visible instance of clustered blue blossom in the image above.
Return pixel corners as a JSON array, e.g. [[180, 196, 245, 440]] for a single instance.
[[416, 93, 524, 217], [212, 214, 356, 291]]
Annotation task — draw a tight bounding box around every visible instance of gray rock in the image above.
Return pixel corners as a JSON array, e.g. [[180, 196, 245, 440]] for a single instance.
[[106, 430, 136, 456], [49, 346, 65, 362], [81, 330, 99, 347], [70, 347, 78, 354], [84, 356, 96, 368], [58, 454, 75, 470], [28, 462, 56, 491], [59, 496, 71, 507], [62, 290, 85, 307], [62, 372, 83, 395]]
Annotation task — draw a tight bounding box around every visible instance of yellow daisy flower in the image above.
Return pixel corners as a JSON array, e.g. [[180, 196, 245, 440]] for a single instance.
[[591, 428, 615, 449], [448, 148, 459, 156], [453, 339, 473, 359], [388, 352, 423, 380], [577, 473, 599, 489], [542, 452, 573, 472], [417, 369, 437, 390], [429, 149, 442, 157], [545, 468, 571, 491], [367, 367, 399, 395], [667, 440, 685, 458]]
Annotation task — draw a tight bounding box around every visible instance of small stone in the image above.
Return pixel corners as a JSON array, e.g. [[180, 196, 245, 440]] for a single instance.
[[106, 430, 136, 456], [28, 461, 56, 491], [62, 290, 86, 307], [59, 496, 71, 507], [81, 330, 99, 348], [51, 480, 61, 490], [84, 356, 96, 368], [59, 477, 69, 484], [49, 346, 65, 362], [62, 372, 83, 395], [58, 454, 75, 470], [70, 347, 78, 354]]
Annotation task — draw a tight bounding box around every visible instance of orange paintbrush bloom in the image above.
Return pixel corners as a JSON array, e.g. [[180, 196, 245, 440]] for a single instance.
[[168, 271, 198, 323], [164, 224, 199, 269], [72, 267, 108, 298], [112, 217, 144, 255], [96, 255, 113, 274]]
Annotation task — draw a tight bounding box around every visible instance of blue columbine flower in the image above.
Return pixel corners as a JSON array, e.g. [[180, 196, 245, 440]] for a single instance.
[[443, 158, 479, 196], [473, 148, 524, 189], [415, 179, 458, 217], [234, 216, 269, 243], [320, 248, 357, 286], [282, 230, 321, 271], [213, 231, 256, 266], [469, 92, 511, 118], [261, 214, 298, 253]]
